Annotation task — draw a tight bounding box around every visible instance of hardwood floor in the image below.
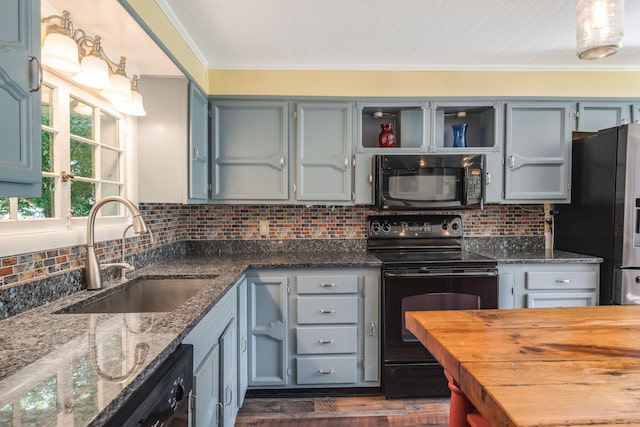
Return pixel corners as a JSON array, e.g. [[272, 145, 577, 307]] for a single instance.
[[235, 395, 450, 427]]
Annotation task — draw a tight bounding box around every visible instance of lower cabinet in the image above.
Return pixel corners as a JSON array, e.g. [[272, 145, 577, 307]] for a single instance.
[[182, 281, 240, 427], [246, 267, 381, 389], [498, 263, 599, 309]]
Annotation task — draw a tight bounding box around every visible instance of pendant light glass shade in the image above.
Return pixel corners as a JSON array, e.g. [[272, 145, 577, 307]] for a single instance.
[[41, 32, 81, 73], [101, 73, 132, 104], [73, 53, 111, 88], [576, 0, 624, 60], [116, 90, 147, 116]]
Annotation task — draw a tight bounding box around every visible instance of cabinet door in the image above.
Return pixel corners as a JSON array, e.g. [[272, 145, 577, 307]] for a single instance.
[[363, 274, 380, 382], [497, 265, 517, 309], [188, 82, 209, 202], [354, 153, 374, 205], [192, 342, 221, 427], [0, 0, 41, 197], [576, 102, 630, 132], [236, 279, 248, 408], [211, 101, 288, 200], [247, 274, 289, 386], [504, 102, 572, 202], [220, 320, 237, 427], [632, 104, 640, 124], [295, 103, 353, 201]]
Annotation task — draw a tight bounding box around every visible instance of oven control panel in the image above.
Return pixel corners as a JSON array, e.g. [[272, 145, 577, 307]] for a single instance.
[[368, 214, 462, 238]]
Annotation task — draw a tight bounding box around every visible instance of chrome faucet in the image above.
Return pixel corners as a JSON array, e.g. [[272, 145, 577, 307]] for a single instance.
[[85, 196, 149, 290]]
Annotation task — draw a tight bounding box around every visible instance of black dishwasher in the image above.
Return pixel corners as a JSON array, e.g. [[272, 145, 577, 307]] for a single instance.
[[106, 344, 193, 427]]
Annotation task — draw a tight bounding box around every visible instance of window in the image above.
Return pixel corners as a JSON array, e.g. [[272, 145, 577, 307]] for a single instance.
[[0, 71, 137, 255]]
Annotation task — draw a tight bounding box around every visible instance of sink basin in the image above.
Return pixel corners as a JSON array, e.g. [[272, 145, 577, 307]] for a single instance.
[[58, 277, 217, 314]]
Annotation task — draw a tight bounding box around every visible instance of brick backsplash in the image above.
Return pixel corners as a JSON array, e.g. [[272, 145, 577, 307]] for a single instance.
[[0, 203, 544, 288]]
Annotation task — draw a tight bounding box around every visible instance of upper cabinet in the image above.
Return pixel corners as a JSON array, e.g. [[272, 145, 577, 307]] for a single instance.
[[188, 83, 210, 202], [211, 100, 357, 204], [575, 102, 631, 132], [504, 102, 573, 203], [295, 102, 353, 202], [431, 101, 501, 153], [210, 100, 289, 201], [0, 0, 42, 197], [356, 102, 428, 153]]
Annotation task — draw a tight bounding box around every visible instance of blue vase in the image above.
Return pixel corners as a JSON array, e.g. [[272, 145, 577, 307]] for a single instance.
[[452, 123, 467, 148]]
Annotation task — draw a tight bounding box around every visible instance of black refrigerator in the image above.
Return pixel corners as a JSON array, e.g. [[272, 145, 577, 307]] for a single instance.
[[555, 123, 640, 305]]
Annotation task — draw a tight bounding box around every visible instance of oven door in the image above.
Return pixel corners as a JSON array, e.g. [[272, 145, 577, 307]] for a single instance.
[[382, 266, 497, 397]]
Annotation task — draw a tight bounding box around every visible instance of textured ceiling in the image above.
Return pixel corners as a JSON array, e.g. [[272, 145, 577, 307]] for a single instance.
[[160, 0, 640, 71]]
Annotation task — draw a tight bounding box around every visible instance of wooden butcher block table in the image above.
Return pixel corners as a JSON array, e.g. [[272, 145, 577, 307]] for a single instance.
[[406, 306, 640, 427]]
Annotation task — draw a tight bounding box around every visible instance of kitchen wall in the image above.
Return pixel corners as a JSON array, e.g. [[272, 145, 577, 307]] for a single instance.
[[0, 203, 544, 288]]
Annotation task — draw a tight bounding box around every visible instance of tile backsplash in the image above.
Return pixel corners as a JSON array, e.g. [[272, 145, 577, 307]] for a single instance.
[[0, 203, 544, 289]]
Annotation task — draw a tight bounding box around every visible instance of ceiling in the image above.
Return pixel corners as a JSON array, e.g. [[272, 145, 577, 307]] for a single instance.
[[161, 0, 640, 71], [43, 0, 640, 75]]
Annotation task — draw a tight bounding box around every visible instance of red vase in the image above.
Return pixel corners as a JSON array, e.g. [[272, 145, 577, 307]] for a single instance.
[[378, 123, 396, 148]]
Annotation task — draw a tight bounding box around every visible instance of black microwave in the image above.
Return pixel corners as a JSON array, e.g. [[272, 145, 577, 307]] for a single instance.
[[375, 154, 485, 210]]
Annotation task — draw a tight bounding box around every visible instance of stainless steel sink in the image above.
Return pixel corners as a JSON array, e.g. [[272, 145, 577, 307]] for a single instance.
[[58, 277, 217, 314]]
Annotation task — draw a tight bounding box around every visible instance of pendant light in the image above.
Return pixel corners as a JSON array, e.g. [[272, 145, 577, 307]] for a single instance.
[[73, 36, 111, 89], [41, 11, 81, 73], [116, 75, 147, 117], [101, 57, 132, 104], [576, 0, 625, 60]]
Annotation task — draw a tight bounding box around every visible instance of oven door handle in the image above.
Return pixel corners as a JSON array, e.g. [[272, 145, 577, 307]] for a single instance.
[[384, 270, 498, 278]]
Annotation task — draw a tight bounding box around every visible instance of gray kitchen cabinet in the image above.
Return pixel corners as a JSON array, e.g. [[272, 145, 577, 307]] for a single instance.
[[353, 153, 375, 205], [357, 101, 429, 152], [246, 273, 289, 386], [500, 263, 599, 309], [295, 102, 353, 202], [247, 267, 380, 390], [236, 277, 248, 409], [632, 104, 640, 123], [183, 284, 238, 427], [575, 102, 630, 132], [210, 100, 289, 200], [0, 0, 42, 197], [504, 102, 573, 203], [188, 82, 210, 202]]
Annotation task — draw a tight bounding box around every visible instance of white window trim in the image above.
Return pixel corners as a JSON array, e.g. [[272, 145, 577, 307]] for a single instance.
[[0, 71, 140, 258]]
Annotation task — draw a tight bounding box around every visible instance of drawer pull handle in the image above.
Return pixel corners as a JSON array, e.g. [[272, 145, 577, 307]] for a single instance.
[[318, 339, 335, 344], [320, 283, 336, 287], [318, 369, 335, 375], [320, 309, 335, 314], [370, 320, 376, 337], [555, 279, 571, 283]]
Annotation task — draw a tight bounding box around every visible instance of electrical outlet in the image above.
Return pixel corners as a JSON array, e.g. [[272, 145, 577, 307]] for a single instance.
[[259, 220, 269, 236]]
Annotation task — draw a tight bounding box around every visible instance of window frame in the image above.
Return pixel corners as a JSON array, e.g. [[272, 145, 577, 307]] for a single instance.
[[0, 71, 139, 258]]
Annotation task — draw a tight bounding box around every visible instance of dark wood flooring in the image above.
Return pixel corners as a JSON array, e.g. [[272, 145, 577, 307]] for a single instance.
[[235, 395, 450, 427]]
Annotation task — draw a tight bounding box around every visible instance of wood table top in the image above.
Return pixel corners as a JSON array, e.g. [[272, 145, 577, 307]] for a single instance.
[[405, 306, 640, 427]]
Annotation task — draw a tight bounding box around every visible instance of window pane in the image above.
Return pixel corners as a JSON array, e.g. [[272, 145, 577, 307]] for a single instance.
[[41, 85, 52, 126], [71, 181, 95, 217], [20, 375, 57, 426], [42, 130, 54, 172], [0, 403, 11, 426], [18, 177, 55, 219], [100, 111, 118, 148], [0, 198, 8, 220], [100, 184, 122, 216], [70, 98, 93, 139], [70, 139, 95, 178], [101, 148, 120, 181]]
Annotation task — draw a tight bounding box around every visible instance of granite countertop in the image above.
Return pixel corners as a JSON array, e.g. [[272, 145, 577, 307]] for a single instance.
[[0, 246, 600, 426], [0, 250, 380, 427], [475, 248, 603, 264]]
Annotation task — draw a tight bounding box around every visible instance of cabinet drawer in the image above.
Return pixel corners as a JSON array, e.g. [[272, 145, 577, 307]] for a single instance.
[[296, 326, 357, 354], [297, 296, 358, 324], [297, 275, 358, 294], [526, 291, 598, 308], [526, 271, 597, 290], [296, 356, 357, 384]]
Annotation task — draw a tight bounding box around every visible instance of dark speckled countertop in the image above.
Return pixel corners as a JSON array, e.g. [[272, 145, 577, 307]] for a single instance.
[[0, 246, 600, 426]]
